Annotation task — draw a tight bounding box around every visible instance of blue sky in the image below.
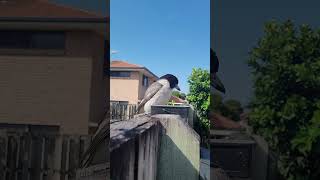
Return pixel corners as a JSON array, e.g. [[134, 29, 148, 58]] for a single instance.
[[111, 0, 210, 93]]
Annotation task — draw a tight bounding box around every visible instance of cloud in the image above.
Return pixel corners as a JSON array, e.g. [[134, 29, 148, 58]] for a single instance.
[[111, 49, 119, 54]]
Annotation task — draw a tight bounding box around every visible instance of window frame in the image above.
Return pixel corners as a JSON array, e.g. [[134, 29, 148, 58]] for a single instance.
[[110, 71, 131, 78], [0, 30, 66, 56], [142, 74, 149, 87]]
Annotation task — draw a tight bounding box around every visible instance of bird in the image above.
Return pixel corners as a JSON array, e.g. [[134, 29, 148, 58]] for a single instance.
[[137, 74, 180, 114], [211, 49, 226, 93], [79, 110, 109, 168]]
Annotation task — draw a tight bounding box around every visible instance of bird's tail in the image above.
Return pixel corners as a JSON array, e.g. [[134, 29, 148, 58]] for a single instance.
[[136, 99, 147, 114], [136, 104, 141, 114], [79, 116, 109, 168]]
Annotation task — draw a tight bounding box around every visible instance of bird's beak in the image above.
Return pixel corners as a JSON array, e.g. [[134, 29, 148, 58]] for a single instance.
[[175, 85, 181, 91], [211, 74, 225, 93]]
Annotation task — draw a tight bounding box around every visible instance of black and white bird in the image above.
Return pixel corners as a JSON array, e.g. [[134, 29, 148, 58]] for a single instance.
[[137, 74, 180, 114], [211, 49, 226, 93]]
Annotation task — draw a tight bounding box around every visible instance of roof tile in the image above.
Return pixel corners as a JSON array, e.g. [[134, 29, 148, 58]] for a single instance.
[[110, 60, 142, 68], [0, 0, 106, 19], [211, 113, 242, 129]]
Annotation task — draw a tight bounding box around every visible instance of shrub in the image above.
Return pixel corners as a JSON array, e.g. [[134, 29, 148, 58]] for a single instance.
[[248, 20, 320, 179]]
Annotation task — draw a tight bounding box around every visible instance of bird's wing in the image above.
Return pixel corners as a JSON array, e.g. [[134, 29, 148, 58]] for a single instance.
[[137, 82, 163, 112], [211, 74, 225, 93], [80, 113, 109, 168], [211, 49, 219, 73]]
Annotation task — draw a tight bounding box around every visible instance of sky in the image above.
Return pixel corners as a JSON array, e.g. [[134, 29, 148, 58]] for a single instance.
[[212, 0, 320, 105], [111, 0, 210, 93]]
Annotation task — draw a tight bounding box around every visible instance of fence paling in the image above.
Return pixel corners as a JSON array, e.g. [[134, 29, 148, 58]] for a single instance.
[[0, 133, 91, 180], [110, 103, 137, 121]]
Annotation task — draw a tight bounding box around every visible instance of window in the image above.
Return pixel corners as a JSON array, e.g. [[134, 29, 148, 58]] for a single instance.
[[0, 31, 65, 49], [142, 75, 149, 87], [110, 71, 131, 77]]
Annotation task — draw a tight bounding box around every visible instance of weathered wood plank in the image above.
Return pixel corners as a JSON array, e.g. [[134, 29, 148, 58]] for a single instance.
[[66, 138, 71, 180], [19, 135, 29, 180], [0, 133, 92, 180], [31, 136, 43, 180], [110, 116, 160, 151], [7, 135, 19, 180], [110, 103, 137, 121], [61, 137, 69, 180], [4, 136, 8, 180], [0, 132, 8, 180], [52, 136, 63, 180], [68, 137, 79, 180], [27, 135, 33, 180], [110, 115, 162, 180], [76, 163, 109, 180], [156, 114, 200, 180], [39, 137, 45, 180], [42, 137, 49, 180], [110, 139, 135, 180], [46, 136, 57, 179], [15, 136, 21, 180]]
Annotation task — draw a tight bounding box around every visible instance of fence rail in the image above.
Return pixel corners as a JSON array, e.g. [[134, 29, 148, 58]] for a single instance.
[[0, 131, 92, 180], [110, 103, 137, 121]]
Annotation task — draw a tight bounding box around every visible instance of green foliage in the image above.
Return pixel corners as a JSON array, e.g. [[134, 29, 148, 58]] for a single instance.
[[248, 20, 320, 179], [211, 93, 243, 121], [187, 68, 210, 141], [172, 91, 187, 100]]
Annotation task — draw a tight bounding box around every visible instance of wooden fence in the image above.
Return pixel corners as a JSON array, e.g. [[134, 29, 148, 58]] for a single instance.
[[110, 114, 200, 180], [110, 103, 137, 121], [0, 131, 92, 180]]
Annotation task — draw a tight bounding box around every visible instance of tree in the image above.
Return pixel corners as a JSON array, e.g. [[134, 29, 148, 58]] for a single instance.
[[211, 93, 224, 113], [172, 91, 186, 100], [224, 99, 243, 121], [211, 93, 243, 121], [248, 20, 320, 179], [187, 68, 210, 142]]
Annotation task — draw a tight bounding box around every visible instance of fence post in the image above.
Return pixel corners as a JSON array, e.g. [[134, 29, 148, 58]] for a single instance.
[[53, 136, 63, 180], [0, 132, 8, 180], [15, 135, 21, 180], [26, 136, 33, 180], [66, 138, 71, 180], [40, 137, 46, 180]]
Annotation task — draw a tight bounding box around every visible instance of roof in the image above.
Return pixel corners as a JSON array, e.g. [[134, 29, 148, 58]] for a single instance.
[[170, 96, 186, 104], [111, 60, 142, 68], [211, 113, 242, 129], [110, 60, 158, 79], [0, 0, 107, 22]]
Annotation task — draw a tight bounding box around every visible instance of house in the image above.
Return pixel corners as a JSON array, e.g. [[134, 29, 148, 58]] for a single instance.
[[110, 60, 158, 104], [210, 112, 243, 129], [169, 95, 187, 106], [0, 0, 109, 135]]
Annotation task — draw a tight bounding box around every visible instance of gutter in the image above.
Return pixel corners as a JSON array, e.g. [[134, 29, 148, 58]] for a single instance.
[[0, 17, 109, 23], [111, 67, 159, 79]]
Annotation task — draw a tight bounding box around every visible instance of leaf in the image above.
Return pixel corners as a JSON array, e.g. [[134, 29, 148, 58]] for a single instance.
[[248, 20, 320, 179]]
